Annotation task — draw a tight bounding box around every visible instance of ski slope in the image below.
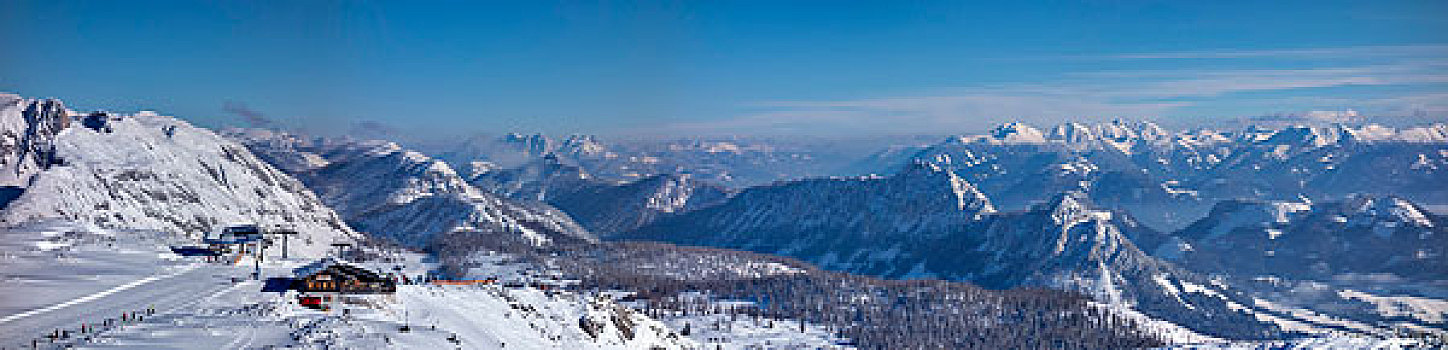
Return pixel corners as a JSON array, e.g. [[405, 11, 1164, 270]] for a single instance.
[[0, 221, 713, 349], [0, 222, 252, 348]]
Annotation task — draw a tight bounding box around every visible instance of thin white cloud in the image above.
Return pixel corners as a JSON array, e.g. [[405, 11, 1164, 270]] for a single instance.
[[665, 45, 1448, 135], [1109, 44, 1448, 60], [670, 92, 1188, 136], [1353, 92, 1448, 115]]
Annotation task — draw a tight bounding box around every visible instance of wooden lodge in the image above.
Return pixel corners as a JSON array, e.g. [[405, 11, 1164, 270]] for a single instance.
[[292, 258, 396, 294]]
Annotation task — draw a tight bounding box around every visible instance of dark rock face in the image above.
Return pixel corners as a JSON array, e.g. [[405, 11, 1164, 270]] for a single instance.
[[81, 112, 113, 133], [0, 186, 24, 209]]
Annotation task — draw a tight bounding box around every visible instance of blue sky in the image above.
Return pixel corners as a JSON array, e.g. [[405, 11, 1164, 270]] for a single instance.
[[3, 1, 1446, 136]]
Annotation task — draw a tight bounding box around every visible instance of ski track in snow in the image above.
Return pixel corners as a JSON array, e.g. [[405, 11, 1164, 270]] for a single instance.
[[0, 265, 199, 325]]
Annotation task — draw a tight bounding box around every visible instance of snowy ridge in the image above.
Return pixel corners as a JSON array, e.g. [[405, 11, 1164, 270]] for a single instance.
[[1160, 195, 1448, 338], [468, 155, 733, 236], [625, 176, 1293, 338], [426, 132, 573, 169], [1170, 195, 1447, 281], [228, 129, 595, 247], [625, 161, 998, 277], [466, 153, 597, 202], [953, 193, 1287, 339], [909, 120, 1448, 230], [0, 100, 357, 257], [545, 172, 732, 237]]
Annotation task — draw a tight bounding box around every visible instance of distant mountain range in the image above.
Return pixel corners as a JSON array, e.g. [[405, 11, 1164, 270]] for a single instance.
[[907, 121, 1448, 230], [460, 120, 1448, 338]]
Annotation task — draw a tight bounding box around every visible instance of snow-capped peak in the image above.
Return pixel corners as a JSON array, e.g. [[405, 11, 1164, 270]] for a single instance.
[[558, 134, 608, 157]]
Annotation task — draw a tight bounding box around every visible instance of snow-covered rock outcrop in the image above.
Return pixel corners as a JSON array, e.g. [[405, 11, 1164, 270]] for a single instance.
[[0, 98, 357, 256], [0, 95, 68, 190]]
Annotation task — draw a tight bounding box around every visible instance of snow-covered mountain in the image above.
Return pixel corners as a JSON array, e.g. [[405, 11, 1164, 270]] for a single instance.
[[906, 121, 1220, 229], [424, 132, 565, 169], [625, 161, 996, 277], [1150, 195, 1448, 337], [1168, 195, 1446, 281], [0, 97, 357, 257], [227, 129, 594, 247], [904, 121, 1448, 230], [467, 153, 598, 202], [620, 168, 1287, 338], [546, 173, 730, 236], [467, 155, 731, 236], [623, 171, 1294, 338]]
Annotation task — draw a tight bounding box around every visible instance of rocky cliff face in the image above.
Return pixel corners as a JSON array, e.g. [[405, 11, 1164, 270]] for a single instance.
[[0, 95, 69, 191]]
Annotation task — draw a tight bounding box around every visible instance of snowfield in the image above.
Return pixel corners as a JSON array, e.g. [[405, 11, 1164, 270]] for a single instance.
[[67, 284, 697, 349], [0, 221, 256, 349]]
